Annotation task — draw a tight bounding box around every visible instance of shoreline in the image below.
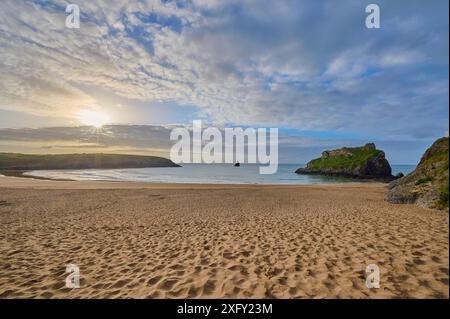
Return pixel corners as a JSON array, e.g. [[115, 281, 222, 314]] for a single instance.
[[0, 168, 389, 188], [0, 173, 387, 190], [0, 170, 73, 181]]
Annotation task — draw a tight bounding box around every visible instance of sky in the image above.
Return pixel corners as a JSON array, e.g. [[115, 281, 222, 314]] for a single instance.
[[0, 0, 448, 164]]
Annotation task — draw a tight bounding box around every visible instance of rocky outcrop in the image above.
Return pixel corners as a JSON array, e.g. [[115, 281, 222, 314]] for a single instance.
[[295, 143, 395, 180], [386, 137, 449, 210]]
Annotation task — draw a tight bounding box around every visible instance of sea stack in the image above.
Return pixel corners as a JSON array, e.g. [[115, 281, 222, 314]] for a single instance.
[[386, 137, 449, 210], [295, 143, 395, 181]]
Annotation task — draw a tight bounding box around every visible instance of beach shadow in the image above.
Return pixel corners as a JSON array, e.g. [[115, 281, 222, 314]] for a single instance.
[[0, 200, 10, 206]]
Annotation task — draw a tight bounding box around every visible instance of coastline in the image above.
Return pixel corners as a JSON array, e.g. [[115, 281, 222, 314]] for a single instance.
[[0, 174, 383, 189], [0, 165, 397, 186], [0, 170, 73, 181]]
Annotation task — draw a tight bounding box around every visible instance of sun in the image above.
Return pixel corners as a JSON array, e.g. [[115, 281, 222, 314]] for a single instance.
[[77, 110, 111, 128]]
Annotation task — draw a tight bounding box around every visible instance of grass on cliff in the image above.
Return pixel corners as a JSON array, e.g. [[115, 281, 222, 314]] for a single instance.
[[438, 183, 449, 209], [421, 150, 449, 174], [0, 153, 176, 170], [415, 176, 433, 185], [307, 148, 382, 170], [419, 137, 449, 209]]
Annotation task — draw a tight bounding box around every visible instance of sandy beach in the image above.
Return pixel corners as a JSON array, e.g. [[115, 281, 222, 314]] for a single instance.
[[0, 176, 448, 299]]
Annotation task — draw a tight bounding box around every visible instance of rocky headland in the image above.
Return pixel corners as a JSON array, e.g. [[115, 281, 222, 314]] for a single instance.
[[295, 143, 395, 181], [0, 153, 180, 174], [386, 137, 449, 210]]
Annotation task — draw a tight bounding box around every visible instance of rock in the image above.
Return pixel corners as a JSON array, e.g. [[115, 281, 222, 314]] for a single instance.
[[386, 137, 449, 210], [396, 172, 405, 178], [295, 143, 395, 181]]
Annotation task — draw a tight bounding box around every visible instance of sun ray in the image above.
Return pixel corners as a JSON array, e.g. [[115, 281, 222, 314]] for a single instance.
[[77, 110, 110, 128]]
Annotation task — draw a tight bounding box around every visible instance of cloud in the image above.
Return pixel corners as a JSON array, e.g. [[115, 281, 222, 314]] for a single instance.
[[0, 124, 436, 164], [0, 0, 447, 141]]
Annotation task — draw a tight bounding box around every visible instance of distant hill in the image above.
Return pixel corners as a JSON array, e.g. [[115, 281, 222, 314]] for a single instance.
[[295, 143, 395, 180], [386, 137, 449, 210], [0, 153, 180, 171]]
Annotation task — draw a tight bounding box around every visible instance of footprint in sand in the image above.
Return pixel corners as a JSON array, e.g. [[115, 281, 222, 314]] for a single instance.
[[0, 200, 10, 206], [112, 279, 131, 289], [202, 279, 216, 295], [158, 278, 178, 290]]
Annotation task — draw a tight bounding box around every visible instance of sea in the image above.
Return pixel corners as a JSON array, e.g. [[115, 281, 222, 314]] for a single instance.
[[22, 164, 416, 185]]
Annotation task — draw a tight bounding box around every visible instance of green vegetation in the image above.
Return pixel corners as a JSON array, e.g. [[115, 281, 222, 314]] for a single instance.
[[296, 143, 393, 179], [0, 153, 179, 170], [386, 137, 449, 210], [438, 183, 449, 209], [420, 150, 449, 174], [414, 138, 448, 180], [415, 176, 433, 185], [417, 137, 449, 209], [307, 147, 382, 171]]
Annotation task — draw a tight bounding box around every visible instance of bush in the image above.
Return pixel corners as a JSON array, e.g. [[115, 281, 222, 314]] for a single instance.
[[415, 176, 433, 185], [438, 184, 449, 209]]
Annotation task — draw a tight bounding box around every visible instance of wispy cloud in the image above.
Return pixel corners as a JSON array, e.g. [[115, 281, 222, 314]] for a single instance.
[[0, 0, 447, 139]]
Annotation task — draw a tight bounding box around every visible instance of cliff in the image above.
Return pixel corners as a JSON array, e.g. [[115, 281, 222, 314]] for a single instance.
[[386, 137, 449, 210], [295, 143, 394, 180]]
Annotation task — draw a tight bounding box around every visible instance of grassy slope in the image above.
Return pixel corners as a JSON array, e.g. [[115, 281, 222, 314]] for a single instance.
[[307, 148, 382, 171], [416, 138, 449, 209], [0, 153, 179, 170], [393, 137, 449, 209]]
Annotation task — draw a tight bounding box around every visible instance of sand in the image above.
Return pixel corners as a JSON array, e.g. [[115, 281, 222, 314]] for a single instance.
[[0, 175, 448, 299]]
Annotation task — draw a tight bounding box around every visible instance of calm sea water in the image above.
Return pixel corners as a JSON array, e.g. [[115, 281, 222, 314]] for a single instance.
[[23, 164, 416, 185]]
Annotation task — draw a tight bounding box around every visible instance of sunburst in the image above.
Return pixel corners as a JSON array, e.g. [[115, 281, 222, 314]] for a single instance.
[[77, 110, 111, 128]]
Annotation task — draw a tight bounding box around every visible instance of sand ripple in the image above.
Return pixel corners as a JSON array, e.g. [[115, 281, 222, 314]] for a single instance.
[[0, 184, 448, 298]]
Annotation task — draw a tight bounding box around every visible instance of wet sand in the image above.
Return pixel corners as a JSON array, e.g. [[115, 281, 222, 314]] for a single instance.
[[0, 176, 448, 298]]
